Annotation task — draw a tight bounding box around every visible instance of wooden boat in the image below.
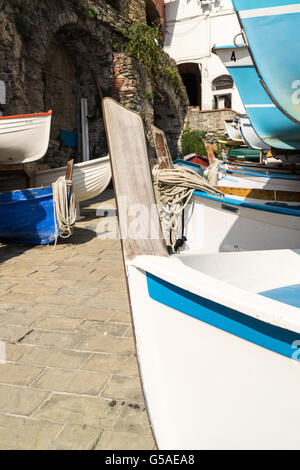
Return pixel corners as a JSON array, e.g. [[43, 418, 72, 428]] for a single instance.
[[0, 187, 57, 244], [224, 119, 243, 142], [239, 117, 270, 150], [176, 158, 300, 192], [103, 97, 300, 449], [232, 0, 300, 124], [0, 160, 75, 245], [228, 148, 262, 161], [0, 111, 52, 164], [187, 154, 300, 175], [213, 45, 300, 150], [34, 155, 111, 203]]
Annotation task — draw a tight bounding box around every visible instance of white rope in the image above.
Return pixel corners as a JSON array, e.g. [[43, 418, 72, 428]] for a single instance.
[[204, 158, 221, 185], [52, 176, 77, 246], [152, 163, 223, 251]]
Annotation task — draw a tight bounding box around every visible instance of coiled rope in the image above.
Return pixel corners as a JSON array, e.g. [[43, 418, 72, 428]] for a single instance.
[[52, 176, 77, 245], [152, 163, 224, 251], [204, 158, 221, 186]]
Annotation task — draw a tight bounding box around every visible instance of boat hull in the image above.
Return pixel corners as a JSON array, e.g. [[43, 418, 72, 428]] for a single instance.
[[0, 112, 52, 164], [239, 117, 270, 150], [0, 187, 56, 244], [224, 120, 243, 141], [34, 156, 111, 202], [127, 252, 300, 449], [213, 46, 300, 150], [232, 0, 300, 124], [184, 192, 300, 252]]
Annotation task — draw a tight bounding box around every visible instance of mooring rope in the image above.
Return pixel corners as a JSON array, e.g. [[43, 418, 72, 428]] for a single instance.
[[52, 176, 77, 246], [204, 158, 221, 186], [152, 163, 224, 251]]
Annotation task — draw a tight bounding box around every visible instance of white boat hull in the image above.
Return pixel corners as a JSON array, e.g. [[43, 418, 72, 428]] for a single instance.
[[34, 156, 111, 202], [239, 117, 270, 150], [0, 112, 52, 164], [128, 251, 300, 449], [218, 171, 300, 192], [184, 193, 300, 253], [224, 120, 243, 141]]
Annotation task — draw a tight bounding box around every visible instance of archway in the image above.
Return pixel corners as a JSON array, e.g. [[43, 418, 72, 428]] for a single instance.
[[178, 63, 201, 107], [42, 24, 113, 166]]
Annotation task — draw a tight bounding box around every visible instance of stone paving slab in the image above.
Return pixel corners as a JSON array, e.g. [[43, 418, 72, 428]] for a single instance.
[[0, 190, 155, 450]]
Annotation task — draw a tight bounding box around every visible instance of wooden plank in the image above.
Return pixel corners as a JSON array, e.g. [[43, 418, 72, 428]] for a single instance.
[[151, 125, 173, 169], [205, 143, 216, 165], [65, 159, 74, 182], [92, 71, 104, 102], [218, 186, 300, 202], [103, 98, 168, 260], [81, 98, 90, 162]]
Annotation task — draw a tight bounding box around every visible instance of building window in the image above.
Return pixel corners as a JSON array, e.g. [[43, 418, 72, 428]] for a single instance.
[[212, 75, 233, 91], [212, 75, 233, 109]]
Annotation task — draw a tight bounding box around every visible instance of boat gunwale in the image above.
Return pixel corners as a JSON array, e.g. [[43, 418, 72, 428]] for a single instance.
[[0, 111, 52, 121], [193, 190, 300, 217], [130, 252, 300, 335]]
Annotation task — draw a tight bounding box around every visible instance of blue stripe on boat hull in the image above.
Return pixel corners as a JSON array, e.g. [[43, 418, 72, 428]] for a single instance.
[[232, 1, 300, 124], [227, 65, 300, 150], [0, 187, 57, 245], [146, 272, 300, 360]]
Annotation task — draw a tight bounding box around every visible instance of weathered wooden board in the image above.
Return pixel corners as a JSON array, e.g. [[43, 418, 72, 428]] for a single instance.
[[103, 98, 168, 260], [151, 125, 173, 170]]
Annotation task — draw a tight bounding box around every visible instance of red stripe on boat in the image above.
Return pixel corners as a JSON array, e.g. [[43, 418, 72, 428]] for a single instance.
[[0, 110, 52, 120]]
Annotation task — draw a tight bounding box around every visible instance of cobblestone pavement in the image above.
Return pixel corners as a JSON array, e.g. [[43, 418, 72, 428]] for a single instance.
[[0, 189, 155, 450]]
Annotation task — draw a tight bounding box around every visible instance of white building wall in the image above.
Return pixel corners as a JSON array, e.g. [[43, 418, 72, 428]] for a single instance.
[[164, 0, 245, 113]]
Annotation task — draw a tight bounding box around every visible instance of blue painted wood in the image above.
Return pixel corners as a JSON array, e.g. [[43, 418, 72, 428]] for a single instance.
[[193, 190, 300, 217], [214, 47, 300, 150], [232, 0, 300, 124], [0, 187, 57, 245], [260, 284, 300, 309], [174, 157, 300, 180], [146, 271, 300, 359], [60, 130, 78, 149]]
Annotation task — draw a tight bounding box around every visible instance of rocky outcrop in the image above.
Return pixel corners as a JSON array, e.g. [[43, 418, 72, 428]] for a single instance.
[[0, 0, 188, 166]]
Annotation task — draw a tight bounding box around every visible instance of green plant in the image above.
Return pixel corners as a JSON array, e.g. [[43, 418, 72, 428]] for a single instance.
[[181, 129, 207, 156], [125, 23, 162, 82], [145, 91, 153, 102], [163, 66, 181, 95], [73, 1, 96, 20], [14, 11, 31, 38]]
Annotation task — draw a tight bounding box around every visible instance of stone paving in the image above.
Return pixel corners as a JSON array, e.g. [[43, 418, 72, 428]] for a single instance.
[[0, 189, 155, 450]]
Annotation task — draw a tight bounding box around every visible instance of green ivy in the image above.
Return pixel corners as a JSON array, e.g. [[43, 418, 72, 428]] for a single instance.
[[125, 23, 162, 82], [181, 129, 207, 156], [146, 91, 153, 102], [73, 1, 96, 20], [163, 66, 181, 95]]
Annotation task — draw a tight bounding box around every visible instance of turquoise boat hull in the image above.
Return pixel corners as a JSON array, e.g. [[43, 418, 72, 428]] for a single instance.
[[232, 0, 300, 124], [213, 45, 300, 150], [0, 187, 57, 245]]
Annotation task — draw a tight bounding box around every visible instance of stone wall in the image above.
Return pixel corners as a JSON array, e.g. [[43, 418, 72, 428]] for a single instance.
[[0, 0, 188, 167], [185, 106, 239, 142]]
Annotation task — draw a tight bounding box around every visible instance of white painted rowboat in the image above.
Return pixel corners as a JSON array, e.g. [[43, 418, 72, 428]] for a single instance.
[[224, 119, 243, 142], [239, 117, 270, 150], [0, 111, 52, 164], [103, 97, 300, 450], [34, 155, 111, 203]]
